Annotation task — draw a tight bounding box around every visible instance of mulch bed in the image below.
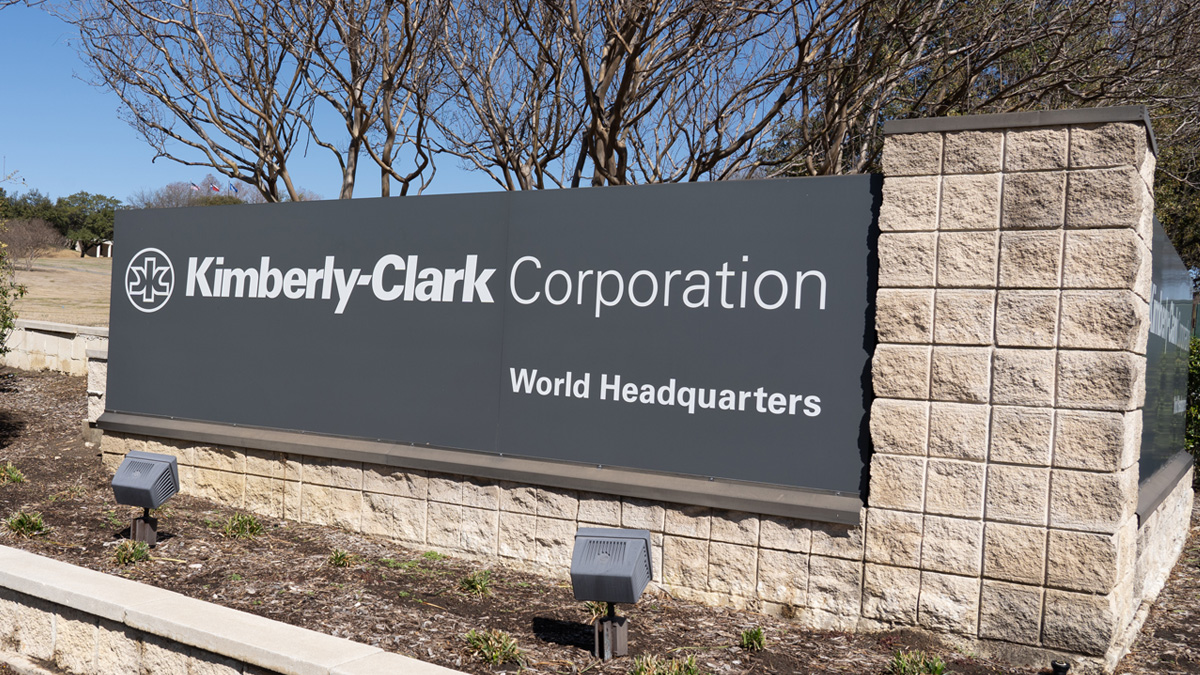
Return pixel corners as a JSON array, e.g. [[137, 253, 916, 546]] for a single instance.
[[0, 368, 1196, 675]]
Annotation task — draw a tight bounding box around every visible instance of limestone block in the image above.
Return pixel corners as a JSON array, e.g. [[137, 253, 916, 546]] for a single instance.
[[943, 131, 1003, 174], [807, 556, 862, 616], [936, 231, 999, 288], [864, 508, 924, 567], [930, 346, 991, 404], [498, 512, 537, 560], [928, 402, 989, 460], [1140, 148, 1157, 191], [1048, 467, 1136, 534], [1059, 291, 1147, 353], [756, 549, 808, 606], [663, 535, 709, 590], [1066, 167, 1144, 228], [978, 580, 1043, 644], [876, 289, 934, 343], [917, 572, 979, 635], [96, 620, 140, 675], [861, 564, 921, 624], [463, 506, 499, 556], [141, 635, 192, 675], [622, 498, 666, 531], [1135, 241, 1153, 300], [879, 233, 937, 288], [882, 132, 942, 176], [427, 473, 464, 504], [1006, 127, 1068, 171], [984, 465, 1050, 526], [880, 176, 940, 231], [924, 460, 984, 519], [992, 348, 1056, 407], [870, 399, 929, 456], [940, 174, 1001, 230], [283, 481, 300, 522], [1056, 351, 1145, 412], [193, 468, 244, 509], [983, 522, 1046, 585], [577, 492, 621, 525], [995, 291, 1058, 348], [1063, 229, 1145, 290], [284, 455, 303, 482], [363, 466, 428, 499], [193, 446, 243, 474], [989, 406, 1053, 466], [1070, 122, 1147, 169], [100, 433, 127, 455], [536, 516, 576, 566], [707, 542, 757, 598], [393, 495, 427, 544], [1054, 409, 1140, 472], [759, 515, 812, 553], [138, 437, 196, 467], [711, 511, 759, 545], [54, 608, 97, 675], [998, 231, 1062, 289], [102, 451, 123, 474], [500, 482, 538, 514], [1041, 588, 1118, 655], [1046, 529, 1122, 593], [810, 521, 864, 560], [665, 504, 711, 539], [88, 393, 105, 424], [243, 475, 285, 519], [920, 516, 983, 576], [301, 484, 361, 532], [868, 455, 926, 512], [463, 479, 500, 510], [1002, 172, 1066, 229], [934, 290, 994, 345], [303, 457, 363, 490], [87, 358, 107, 394], [1138, 187, 1155, 243], [535, 487, 577, 519], [188, 650, 242, 675], [244, 450, 284, 479], [427, 502, 463, 550], [360, 492, 395, 538], [874, 345, 932, 400]]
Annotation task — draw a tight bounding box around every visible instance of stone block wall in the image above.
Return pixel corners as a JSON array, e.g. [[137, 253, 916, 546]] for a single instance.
[[868, 114, 1177, 669], [2, 320, 108, 378], [91, 108, 1193, 671]]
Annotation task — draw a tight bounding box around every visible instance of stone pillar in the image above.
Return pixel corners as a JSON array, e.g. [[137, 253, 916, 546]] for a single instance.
[[867, 108, 1156, 667]]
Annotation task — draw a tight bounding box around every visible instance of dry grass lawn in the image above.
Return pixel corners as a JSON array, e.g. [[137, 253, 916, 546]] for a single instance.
[[12, 248, 112, 327]]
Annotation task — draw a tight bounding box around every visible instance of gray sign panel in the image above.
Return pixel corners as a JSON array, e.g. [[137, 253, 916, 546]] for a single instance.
[[1140, 220, 1192, 488], [107, 177, 875, 498]]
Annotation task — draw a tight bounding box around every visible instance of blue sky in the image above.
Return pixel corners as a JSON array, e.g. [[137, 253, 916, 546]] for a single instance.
[[0, 4, 494, 203]]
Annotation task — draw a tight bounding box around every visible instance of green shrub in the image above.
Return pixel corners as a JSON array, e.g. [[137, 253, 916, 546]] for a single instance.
[[328, 549, 353, 567], [887, 649, 947, 675], [464, 628, 522, 665], [0, 462, 24, 485], [113, 540, 151, 565], [459, 569, 493, 598], [221, 512, 263, 539], [5, 511, 48, 537], [739, 626, 765, 651]]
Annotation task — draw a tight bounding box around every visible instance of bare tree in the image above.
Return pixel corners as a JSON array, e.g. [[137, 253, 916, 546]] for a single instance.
[[66, 0, 315, 202], [1, 219, 66, 271]]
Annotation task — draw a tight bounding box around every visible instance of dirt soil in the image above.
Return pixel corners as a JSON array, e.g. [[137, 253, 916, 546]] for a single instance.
[[0, 369, 1197, 675]]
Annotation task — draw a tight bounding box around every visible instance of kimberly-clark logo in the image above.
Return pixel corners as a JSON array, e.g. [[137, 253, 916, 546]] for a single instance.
[[125, 248, 175, 313]]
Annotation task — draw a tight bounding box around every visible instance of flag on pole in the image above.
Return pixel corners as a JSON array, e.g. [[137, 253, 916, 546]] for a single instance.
[[228, 182, 238, 194], [190, 183, 200, 191], [210, 184, 220, 192]]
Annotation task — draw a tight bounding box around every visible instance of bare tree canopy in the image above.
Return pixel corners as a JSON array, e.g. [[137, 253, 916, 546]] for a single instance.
[[54, 0, 1200, 196], [0, 218, 66, 271]]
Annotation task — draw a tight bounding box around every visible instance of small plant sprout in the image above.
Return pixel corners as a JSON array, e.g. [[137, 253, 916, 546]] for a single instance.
[[328, 549, 353, 567], [584, 600, 608, 623], [629, 654, 702, 675], [221, 512, 263, 539], [0, 462, 25, 484], [887, 649, 948, 675], [113, 539, 150, 565], [422, 550, 448, 561], [740, 626, 766, 651], [459, 569, 493, 598], [5, 511, 48, 537], [464, 628, 522, 665]]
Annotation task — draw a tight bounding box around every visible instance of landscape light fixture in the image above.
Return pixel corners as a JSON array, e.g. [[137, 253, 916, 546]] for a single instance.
[[569, 527, 653, 660], [111, 450, 179, 546]]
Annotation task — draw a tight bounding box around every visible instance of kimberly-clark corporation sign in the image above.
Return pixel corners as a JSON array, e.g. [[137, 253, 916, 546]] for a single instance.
[[105, 177, 877, 499]]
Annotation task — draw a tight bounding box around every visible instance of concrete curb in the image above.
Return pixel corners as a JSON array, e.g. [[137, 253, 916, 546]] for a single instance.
[[0, 545, 463, 675]]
